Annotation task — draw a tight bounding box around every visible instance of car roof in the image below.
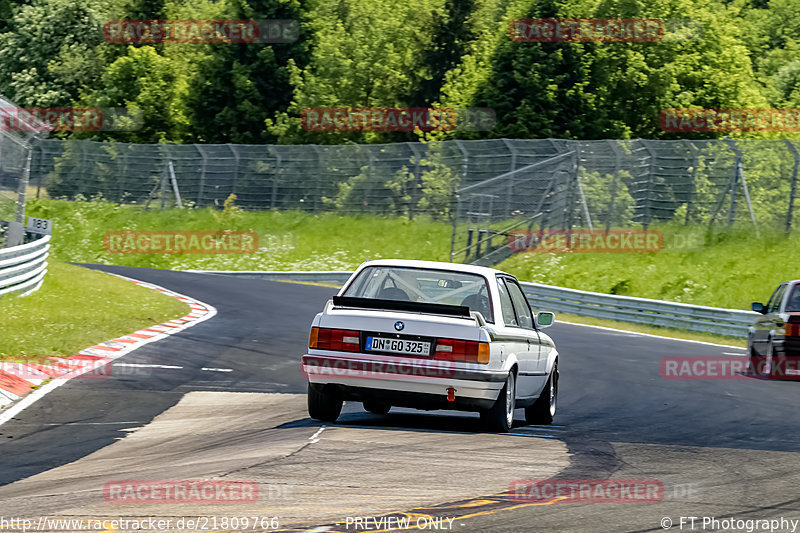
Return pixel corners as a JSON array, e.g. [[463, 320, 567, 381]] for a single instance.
[[356, 259, 512, 279]]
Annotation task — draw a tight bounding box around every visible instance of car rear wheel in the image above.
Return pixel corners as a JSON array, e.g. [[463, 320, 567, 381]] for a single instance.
[[481, 371, 515, 433], [526, 361, 558, 425], [307, 383, 343, 422], [363, 400, 391, 415], [746, 339, 761, 375]]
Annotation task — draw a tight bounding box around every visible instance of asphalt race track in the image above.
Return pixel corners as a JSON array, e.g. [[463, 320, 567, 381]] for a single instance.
[[2, 265, 800, 532]]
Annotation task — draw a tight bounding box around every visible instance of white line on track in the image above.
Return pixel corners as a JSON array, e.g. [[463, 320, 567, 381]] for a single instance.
[[39, 421, 146, 426], [309, 426, 326, 444], [201, 367, 233, 372], [113, 363, 183, 369], [557, 319, 746, 349], [723, 352, 746, 356], [501, 432, 558, 439]]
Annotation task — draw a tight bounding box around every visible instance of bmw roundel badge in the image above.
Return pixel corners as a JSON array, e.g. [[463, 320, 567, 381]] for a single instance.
[[394, 321, 404, 331]]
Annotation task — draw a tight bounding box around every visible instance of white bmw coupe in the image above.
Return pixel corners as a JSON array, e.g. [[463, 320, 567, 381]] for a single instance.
[[301, 259, 559, 432]]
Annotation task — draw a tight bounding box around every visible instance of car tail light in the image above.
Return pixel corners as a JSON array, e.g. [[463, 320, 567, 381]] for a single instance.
[[786, 323, 800, 337], [309, 327, 360, 352], [434, 338, 490, 363]]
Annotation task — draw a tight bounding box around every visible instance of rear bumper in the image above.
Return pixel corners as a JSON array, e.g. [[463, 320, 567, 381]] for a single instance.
[[301, 353, 507, 409]]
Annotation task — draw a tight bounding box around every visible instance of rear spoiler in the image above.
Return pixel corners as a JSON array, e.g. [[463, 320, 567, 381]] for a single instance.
[[332, 296, 471, 318]]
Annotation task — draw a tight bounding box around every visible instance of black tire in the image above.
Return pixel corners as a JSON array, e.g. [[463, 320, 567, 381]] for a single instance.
[[307, 383, 343, 422], [526, 361, 558, 425], [481, 372, 516, 433], [363, 400, 391, 415], [747, 341, 764, 376]]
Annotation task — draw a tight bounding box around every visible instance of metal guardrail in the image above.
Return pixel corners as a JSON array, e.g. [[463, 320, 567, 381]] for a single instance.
[[0, 234, 50, 297], [186, 269, 756, 338], [520, 282, 755, 338]]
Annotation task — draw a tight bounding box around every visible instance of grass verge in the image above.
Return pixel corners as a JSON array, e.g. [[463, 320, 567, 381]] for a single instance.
[[26, 198, 453, 271], [0, 261, 189, 360], [22, 198, 791, 348]]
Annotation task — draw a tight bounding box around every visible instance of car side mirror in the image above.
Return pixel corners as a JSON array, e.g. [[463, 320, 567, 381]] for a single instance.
[[535, 311, 555, 329], [752, 302, 766, 314]]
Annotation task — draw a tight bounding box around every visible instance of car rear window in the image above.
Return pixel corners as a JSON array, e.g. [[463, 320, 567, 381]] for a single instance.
[[343, 266, 493, 322]]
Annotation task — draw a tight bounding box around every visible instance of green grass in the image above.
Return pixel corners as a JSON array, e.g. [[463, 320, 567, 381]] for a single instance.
[[24, 197, 800, 316], [496, 225, 796, 310], [0, 260, 188, 360], [27, 198, 453, 271], [26, 198, 800, 311]]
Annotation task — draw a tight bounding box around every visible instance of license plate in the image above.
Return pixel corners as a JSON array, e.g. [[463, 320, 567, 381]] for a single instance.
[[366, 337, 430, 356]]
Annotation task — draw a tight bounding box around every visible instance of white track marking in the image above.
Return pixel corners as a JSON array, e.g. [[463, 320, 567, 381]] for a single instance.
[[309, 426, 326, 444], [557, 319, 746, 349], [113, 363, 183, 369]]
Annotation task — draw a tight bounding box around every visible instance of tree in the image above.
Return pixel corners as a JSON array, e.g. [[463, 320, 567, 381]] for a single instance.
[[0, 0, 111, 109]]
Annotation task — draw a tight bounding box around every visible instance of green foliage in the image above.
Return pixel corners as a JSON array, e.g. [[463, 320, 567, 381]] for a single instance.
[[0, 0, 111, 109], [267, 0, 451, 144], [0, 0, 795, 143]]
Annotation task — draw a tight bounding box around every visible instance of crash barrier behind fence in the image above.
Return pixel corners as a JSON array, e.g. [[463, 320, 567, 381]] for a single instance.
[[186, 270, 755, 338], [0, 234, 50, 297]]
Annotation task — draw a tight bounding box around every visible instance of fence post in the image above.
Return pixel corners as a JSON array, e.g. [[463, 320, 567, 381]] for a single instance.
[[407, 142, 421, 221], [564, 142, 580, 231], [605, 139, 622, 231], [159, 163, 167, 210], [228, 144, 240, 198], [312, 145, 323, 214], [724, 139, 741, 227], [640, 139, 657, 229], [195, 144, 207, 206], [785, 139, 799, 233], [269, 146, 281, 210], [14, 142, 33, 226], [683, 140, 698, 226]]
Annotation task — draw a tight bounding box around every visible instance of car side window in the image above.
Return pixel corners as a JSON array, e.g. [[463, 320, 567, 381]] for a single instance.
[[496, 279, 518, 327], [785, 285, 800, 312], [504, 278, 534, 329], [768, 284, 787, 313]]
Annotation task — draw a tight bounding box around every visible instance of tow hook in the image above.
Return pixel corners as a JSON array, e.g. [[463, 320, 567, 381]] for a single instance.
[[447, 387, 456, 402]]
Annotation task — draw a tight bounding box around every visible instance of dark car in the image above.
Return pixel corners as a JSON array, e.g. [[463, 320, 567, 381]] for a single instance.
[[748, 281, 800, 379]]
